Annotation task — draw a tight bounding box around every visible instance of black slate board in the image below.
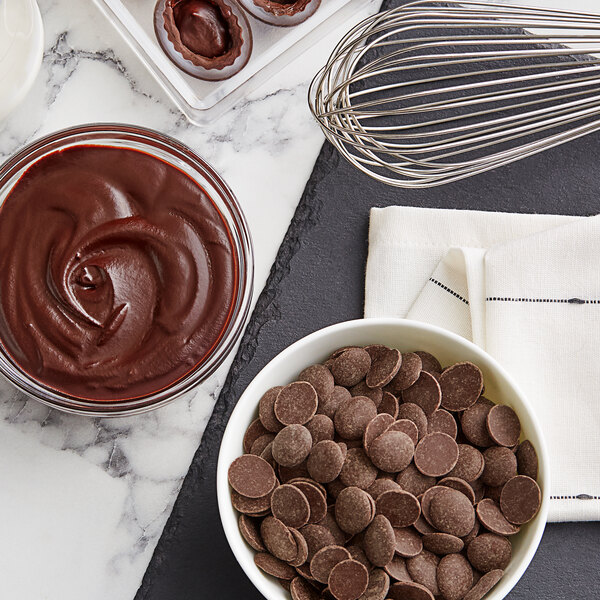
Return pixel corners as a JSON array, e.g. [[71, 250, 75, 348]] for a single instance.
[[137, 3, 600, 597]]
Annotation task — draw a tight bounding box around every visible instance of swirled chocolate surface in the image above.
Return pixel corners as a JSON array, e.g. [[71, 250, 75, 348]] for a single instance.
[[0, 145, 237, 401]]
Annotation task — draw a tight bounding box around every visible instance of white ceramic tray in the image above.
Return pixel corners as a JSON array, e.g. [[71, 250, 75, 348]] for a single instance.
[[93, 0, 367, 125]]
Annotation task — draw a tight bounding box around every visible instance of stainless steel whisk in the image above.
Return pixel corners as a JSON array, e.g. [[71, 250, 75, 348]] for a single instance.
[[309, 1, 600, 187]]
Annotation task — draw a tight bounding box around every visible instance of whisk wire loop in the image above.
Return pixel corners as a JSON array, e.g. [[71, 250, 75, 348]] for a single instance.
[[309, 1, 600, 187]]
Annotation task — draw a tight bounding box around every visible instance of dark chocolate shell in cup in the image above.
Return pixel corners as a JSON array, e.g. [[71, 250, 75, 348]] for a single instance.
[[155, 0, 253, 80], [238, 0, 321, 27]]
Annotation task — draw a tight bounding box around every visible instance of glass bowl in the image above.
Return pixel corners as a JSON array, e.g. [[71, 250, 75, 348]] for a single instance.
[[0, 124, 254, 416]]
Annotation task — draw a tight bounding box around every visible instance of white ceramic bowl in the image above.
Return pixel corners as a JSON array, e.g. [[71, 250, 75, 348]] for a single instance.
[[217, 318, 549, 600]]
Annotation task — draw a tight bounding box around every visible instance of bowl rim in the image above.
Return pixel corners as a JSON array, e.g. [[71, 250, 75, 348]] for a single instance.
[[217, 317, 550, 600], [0, 123, 254, 417]]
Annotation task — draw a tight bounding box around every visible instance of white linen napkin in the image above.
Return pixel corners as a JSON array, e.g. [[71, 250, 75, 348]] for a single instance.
[[365, 206, 600, 522]]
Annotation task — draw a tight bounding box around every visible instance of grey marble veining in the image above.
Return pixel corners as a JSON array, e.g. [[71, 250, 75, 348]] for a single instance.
[[0, 0, 381, 597]]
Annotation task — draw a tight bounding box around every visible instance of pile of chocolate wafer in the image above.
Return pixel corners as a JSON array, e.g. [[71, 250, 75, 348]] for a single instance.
[[227, 345, 542, 600]]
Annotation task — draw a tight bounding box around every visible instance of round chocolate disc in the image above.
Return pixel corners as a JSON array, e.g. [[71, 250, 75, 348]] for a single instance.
[[259, 441, 275, 467], [250, 433, 275, 456], [299, 364, 335, 403], [500, 475, 542, 524], [438, 477, 476, 504], [254, 552, 297, 579], [428, 487, 475, 537], [238, 514, 265, 551], [387, 352, 423, 393], [361, 569, 390, 600], [414, 433, 459, 477], [414, 351, 442, 375], [420, 486, 446, 526], [437, 553, 473, 600], [366, 346, 402, 388], [363, 514, 396, 567], [516, 440, 539, 480], [414, 514, 436, 535], [467, 533, 512, 572], [228, 454, 277, 498], [447, 444, 484, 482], [261, 516, 298, 562], [291, 479, 327, 524], [388, 419, 419, 445], [306, 414, 335, 444], [369, 430, 415, 473], [406, 550, 440, 595], [368, 478, 401, 500], [335, 396, 378, 440], [422, 533, 464, 555], [335, 486, 374, 535], [462, 569, 503, 600], [481, 446, 517, 487], [310, 545, 352, 584], [272, 424, 313, 467], [243, 418, 269, 454], [289, 528, 309, 567], [231, 486, 275, 515], [397, 403, 428, 440], [363, 414, 395, 453], [396, 464, 437, 497], [378, 391, 399, 418], [295, 562, 313, 582], [307, 440, 345, 483], [271, 483, 311, 528], [376, 490, 421, 528], [275, 381, 319, 426], [319, 386, 351, 419], [330, 346, 359, 360], [427, 410, 457, 439], [402, 371, 442, 416], [439, 362, 483, 411], [339, 447, 378, 489], [331, 348, 372, 388], [290, 576, 319, 600], [393, 526, 423, 558], [388, 581, 435, 600], [460, 398, 494, 447], [476, 498, 520, 535], [328, 559, 370, 600], [470, 478, 485, 503], [351, 380, 383, 408], [300, 523, 338, 561], [259, 386, 284, 432], [385, 556, 413, 583], [486, 404, 521, 447]]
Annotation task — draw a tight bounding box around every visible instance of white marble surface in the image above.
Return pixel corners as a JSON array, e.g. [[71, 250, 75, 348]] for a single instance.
[[0, 1, 380, 599], [1, 0, 598, 598]]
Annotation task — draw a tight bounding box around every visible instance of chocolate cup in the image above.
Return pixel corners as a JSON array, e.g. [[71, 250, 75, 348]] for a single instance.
[[155, 0, 253, 81], [238, 0, 321, 27]]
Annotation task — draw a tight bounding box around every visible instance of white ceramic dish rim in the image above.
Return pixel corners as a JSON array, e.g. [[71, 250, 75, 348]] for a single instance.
[[217, 317, 550, 600]]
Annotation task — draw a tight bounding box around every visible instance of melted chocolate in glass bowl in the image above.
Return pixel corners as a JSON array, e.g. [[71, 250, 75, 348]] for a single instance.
[[0, 145, 237, 401]]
